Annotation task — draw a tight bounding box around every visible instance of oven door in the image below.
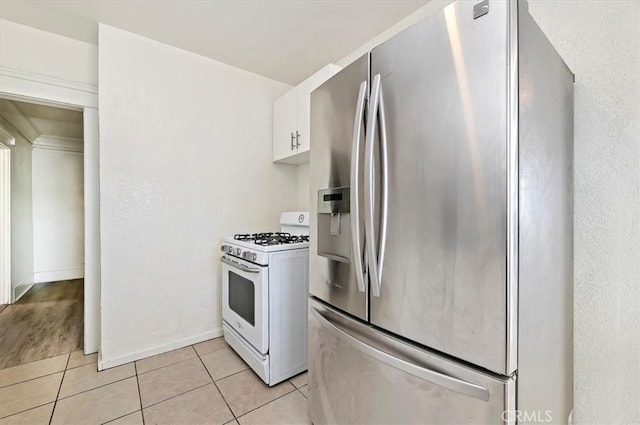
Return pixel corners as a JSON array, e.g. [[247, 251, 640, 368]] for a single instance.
[[221, 254, 269, 354]]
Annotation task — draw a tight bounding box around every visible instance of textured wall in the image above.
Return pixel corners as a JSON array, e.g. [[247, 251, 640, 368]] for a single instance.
[[98, 25, 297, 368], [296, 163, 310, 210], [527, 2, 640, 423], [32, 148, 84, 283]]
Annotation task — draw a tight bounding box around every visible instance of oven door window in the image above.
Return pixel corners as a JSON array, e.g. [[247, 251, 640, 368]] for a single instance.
[[228, 271, 255, 326]]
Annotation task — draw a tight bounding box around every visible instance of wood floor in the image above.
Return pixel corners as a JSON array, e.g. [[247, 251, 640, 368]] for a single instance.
[[0, 279, 83, 369]]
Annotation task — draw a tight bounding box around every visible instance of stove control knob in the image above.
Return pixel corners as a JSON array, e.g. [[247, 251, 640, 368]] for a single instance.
[[233, 247, 241, 256], [226, 246, 233, 254], [242, 251, 257, 262]]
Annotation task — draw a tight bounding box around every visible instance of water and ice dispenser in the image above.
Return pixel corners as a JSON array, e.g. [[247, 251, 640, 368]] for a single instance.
[[317, 187, 351, 264]]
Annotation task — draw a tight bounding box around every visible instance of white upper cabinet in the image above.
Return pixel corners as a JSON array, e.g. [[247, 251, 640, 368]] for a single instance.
[[272, 89, 298, 163], [273, 64, 341, 164]]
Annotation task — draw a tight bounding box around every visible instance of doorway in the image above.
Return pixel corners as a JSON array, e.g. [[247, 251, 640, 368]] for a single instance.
[[0, 99, 85, 368], [0, 70, 100, 364]]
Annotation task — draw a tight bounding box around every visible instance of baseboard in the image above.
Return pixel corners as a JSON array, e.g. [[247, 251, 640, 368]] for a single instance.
[[98, 327, 223, 371], [13, 281, 34, 302], [34, 268, 84, 283]]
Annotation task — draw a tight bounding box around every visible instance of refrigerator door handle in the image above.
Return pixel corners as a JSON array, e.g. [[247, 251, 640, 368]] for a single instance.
[[311, 307, 491, 401], [350, 80, 368, 293], [364, 74, 388, 297], [378, 75, 389, 295]]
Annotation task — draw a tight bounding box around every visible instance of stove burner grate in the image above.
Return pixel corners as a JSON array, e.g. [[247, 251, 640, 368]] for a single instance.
[[233, 232, 309, 246]]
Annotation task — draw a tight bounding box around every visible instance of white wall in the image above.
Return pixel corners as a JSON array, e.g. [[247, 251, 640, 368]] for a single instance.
[[98, 24, 297, 368], [32, 147, 84, 283], [1, 119, 34, 300], [527, 2, 640, 424], [296, 163, 310, 210], [0, 19, 97, 87]]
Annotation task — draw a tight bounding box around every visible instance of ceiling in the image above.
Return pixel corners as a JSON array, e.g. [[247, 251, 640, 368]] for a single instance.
[[0, 99, 83, 141], [0, 0, 428, 85]]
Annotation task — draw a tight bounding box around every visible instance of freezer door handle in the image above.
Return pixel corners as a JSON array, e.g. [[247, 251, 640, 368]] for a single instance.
[[364, 74, 389, 298], [311, 307, 491, 401], [350, 80, 368, 293]]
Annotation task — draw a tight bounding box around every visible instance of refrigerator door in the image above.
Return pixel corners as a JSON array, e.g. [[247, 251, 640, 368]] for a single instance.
[[368, 0, 511, 374], [308, 299, 516, 425], [309, 54, 369, 320]]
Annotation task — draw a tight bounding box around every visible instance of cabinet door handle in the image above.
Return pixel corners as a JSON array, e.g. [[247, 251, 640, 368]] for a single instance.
[[290, 132, 295, 150], [295, 131, 301, 149]]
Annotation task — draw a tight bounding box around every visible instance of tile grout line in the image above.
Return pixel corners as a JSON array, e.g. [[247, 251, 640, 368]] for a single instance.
[[133, 361, 145, 425], [2, 341, 235, 421], [194, 341, 304, 420], [65, 358, 99, 371], [0, 401, 54, 421], [2, 341, 209, 387], [0, 362, 152, 394], [297, 387, 308, 399], [100, 406, 141, 425], [135, 350, 200, 377], [52, 352, 201, 403], [213, 365, 250, 382], [234, 382, 299, 421], [192, 344, 237, 420], [4, 339, 289, 423], [0, 368, 66, 389], [140, 380, 213, 411], [37, 345, 224, 416], [0, 353, 98, 390], [55, 373, 135, 401], [135, 346, 217, 411], [48, 353, 70, 425]]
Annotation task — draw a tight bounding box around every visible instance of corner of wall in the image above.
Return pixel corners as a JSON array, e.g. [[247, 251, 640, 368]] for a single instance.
[[296, 163, 310, 211]]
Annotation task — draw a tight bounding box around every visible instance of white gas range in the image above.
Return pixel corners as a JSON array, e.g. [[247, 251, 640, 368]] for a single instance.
[[221, 212, 309, 386]]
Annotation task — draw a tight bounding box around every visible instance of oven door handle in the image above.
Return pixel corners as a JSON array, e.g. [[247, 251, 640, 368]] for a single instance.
[[221, 256, 261, 273]]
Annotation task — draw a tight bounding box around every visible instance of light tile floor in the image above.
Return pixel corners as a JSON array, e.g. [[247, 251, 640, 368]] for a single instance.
[[0, 337, 309, 425]]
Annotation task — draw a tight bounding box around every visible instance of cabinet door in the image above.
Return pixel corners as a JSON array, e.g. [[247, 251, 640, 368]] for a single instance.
[[296, 65, 335, 156], [272, 89, 298, 162]]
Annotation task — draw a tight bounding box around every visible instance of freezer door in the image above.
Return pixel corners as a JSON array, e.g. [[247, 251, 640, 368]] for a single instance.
[[309, 54, 369, 320], [308, 299, 516, 425], [368, 0, 511, 373]]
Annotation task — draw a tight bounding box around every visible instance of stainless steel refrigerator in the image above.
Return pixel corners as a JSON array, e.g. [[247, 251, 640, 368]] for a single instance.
[[308, 0, 573, 423]]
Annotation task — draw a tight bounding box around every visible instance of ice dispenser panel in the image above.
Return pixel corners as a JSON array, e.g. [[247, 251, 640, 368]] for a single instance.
[[317, 187, 351, 264]]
